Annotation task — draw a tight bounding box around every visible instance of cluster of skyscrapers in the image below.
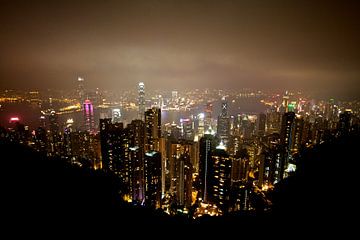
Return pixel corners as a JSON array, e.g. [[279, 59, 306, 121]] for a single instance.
[[0, 81, 358, 217]]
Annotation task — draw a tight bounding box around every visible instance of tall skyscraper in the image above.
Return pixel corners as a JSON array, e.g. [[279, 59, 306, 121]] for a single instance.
[[77, 77, 85, 107], [112, 108, 121, 123], [257, 113, 266, 137], [211, 142, 232, 213], [83, 100, 95, 133], [180, 118, 193, 140], [217, 96, 231, 146], [144, 151, 162, 208], [145, 107, 161, 152], [338, 110, 352, 136], [128, 119, 146, 204], [169, 140, 193, 208], [48, 110, 61, 156], [198, 132, 217, 203], [204, 102, 213, 130], [138, 82, 145, 120], [279, 112, 295, 179]]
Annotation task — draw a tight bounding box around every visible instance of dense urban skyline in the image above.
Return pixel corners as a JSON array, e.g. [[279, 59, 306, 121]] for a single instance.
[[1, 0, 360, 98]]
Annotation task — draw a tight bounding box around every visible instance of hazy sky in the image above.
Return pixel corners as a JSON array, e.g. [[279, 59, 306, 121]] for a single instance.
[[0, 0, 359, 98]]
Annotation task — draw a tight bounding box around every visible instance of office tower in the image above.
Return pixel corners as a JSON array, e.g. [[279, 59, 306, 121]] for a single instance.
[[144, 151, 162, 208], [281, 91, 289, 113], [211, 142, 232, 213], [159, 137, 167, 197], [138, 82, 145, 120], [178, 151, 193, 208], [291, 115, 304, 153], [77, 77, 85, 106], [129, 146, 144, 204], [169, 140, 193, 208], [63, 118, 74, 159], [99, 118, 130, 182], [231, 148, 250, 182], [279, 112, 295, 179], [257, 113, 266, 137], [338, 110, 352, 136], [145, 107, 161, 152], [217, 96, 230, 146], [197, 113, 205, 138], [198, 131, 217, 202], [204, 102, 213, 130], [128, 120, 146, 204], [266, 111, 282, 134], [48, 110, 61, 156], [112, 108, 121, 123], [34, 127, 47, 153], [83, 100, 95, 133], [180, 118, 193, 140]]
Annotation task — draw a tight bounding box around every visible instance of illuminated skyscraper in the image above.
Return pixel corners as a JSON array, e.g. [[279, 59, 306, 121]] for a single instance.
[[211, 142, 232, 213], [257, 113, 266, 137], [281, 90, 290, 113], [83, 100, 95, 133], [145, 107, 161, 152], [169, 140, 193, 207], [338, 110, 352, 136], [180, 118, 193, 140], [279, 112, 295, 179], [198, 131, 217, 202], [138, 82, 145, 120], [77, 77, 85, 106], [128, 120, 146, 204], [144, 151, 162, 208], [217, 96, 230, 146], [204, 102, 213, 130], [48, 110, 61, 156], [112, 108, 121, 123]]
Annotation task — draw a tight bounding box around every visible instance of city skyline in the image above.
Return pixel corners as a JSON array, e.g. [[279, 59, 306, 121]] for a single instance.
[[0, 0, 359, 228], [1, 1, 359, 99]]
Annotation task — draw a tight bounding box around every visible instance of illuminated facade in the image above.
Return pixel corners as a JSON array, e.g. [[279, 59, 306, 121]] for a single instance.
[[217, 97, 230, 146], [83, 100, 95, 133], [138, 82, 145, 120], [211, 143, 232, 213], [145, 107, 161, 152], [144, 151, 162, 208]]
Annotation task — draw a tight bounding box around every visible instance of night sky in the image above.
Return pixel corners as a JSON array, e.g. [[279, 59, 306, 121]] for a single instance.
[[1, 0, 359, 98]]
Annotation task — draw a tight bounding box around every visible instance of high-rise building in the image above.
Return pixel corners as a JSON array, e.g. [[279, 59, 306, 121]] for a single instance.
[[138, 82, 146, 120], [180, 118, 193, 140], [257, 113, 266, 137], [112, 108, 121, 123], [63, 118, 74, 159], [211, 142, 232, 213], [144, 151, 162, 208], [281, 91, 289, 113], [128, 119, 146, 204], [204, 102, 213, 130], [169, 140, 193, 208], [338, 110, 352, 136], [279, 112, 295, 179], [48, 110, 61, 156], [198, 131, 217, 202], [34, 127, 47, 153], [217, 97, 230, 146], [99, 119, 125, 175], [83, 100, 95, 133], [145, 107, 161, 152], [77, 77, 85, 107]]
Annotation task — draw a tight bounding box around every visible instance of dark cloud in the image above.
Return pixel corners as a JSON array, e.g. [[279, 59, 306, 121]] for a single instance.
[[0, 0, 359, 98]]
